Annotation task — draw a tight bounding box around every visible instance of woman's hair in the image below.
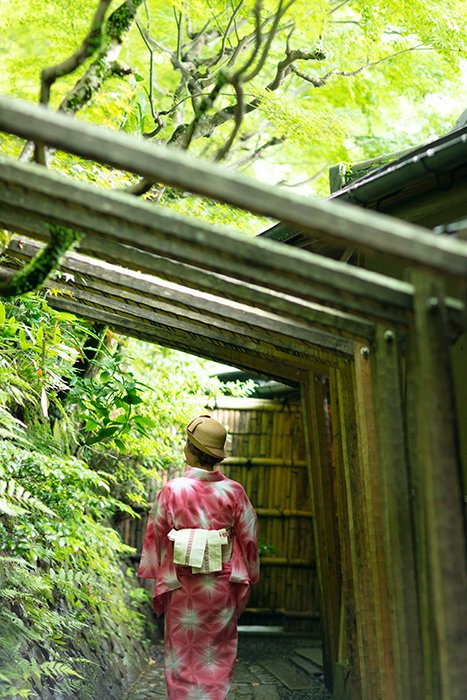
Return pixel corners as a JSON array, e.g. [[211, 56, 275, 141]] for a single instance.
[[186, 439, 221, 469]]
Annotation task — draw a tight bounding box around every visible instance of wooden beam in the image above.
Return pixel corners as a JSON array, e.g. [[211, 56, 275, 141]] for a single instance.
[[328, 364, 361, 696], [48, 296, 309, 384], [349, 347, 396, 700], [4, 238, 355, 358], [44, 283, 325, 368], [1, 96, 467, 278], [0, 158, 415, 324], [0, 203, 376, 341]]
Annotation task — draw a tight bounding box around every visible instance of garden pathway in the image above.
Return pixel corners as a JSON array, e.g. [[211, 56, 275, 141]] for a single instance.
[[123, 629, 331, 700]]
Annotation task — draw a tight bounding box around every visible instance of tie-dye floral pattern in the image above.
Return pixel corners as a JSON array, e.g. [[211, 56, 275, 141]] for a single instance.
[[138, 465, 259, 700]]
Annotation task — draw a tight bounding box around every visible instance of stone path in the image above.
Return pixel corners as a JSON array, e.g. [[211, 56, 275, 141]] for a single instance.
[[123, 632, 331, 700]]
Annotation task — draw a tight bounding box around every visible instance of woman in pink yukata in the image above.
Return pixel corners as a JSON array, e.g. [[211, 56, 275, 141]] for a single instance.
[[138, 415, 260, 700]]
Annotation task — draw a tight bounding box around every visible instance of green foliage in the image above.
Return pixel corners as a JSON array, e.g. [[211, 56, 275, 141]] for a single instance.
[[0, 295, 82, 424], [85, 339, 255, 507], [254, 87, 347, 147], [2, 0, 466, 211], [0, 431, 142, 696], [0, 290, 250, 696]]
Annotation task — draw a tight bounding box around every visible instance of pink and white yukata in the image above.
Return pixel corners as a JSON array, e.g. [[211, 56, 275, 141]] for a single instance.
[[138, 466, 259, 700]]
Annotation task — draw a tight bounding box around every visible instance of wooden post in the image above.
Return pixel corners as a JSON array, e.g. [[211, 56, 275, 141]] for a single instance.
[[328, 362, 363, 700], [301, 373, 341, 690], [337, 352, 395, 700], [406, 272, 467, 700], [371, 325, 423, 698]]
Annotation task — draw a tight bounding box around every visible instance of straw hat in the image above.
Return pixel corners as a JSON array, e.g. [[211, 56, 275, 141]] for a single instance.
[[186, 415, 227, 459]]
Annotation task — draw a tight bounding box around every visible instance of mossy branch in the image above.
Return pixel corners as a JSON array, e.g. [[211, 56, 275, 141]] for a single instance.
[[40, 0, 113, 107], [20, 1, 143, 164], [59, 0, 144, 115], [0, 226, 83, 298]]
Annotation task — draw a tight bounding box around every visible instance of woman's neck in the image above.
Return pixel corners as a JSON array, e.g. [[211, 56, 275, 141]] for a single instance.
[[189, 461, 215, 471]]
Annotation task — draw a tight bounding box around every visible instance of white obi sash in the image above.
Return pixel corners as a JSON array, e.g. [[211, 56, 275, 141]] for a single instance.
[[168, 527, 232, 574]]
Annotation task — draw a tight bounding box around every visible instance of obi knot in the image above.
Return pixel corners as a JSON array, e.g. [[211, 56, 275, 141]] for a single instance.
[[167, 527, 232, 574]]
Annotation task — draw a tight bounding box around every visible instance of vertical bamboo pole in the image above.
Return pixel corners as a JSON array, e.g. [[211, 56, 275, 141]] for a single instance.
[[407, 272, 467, 700]]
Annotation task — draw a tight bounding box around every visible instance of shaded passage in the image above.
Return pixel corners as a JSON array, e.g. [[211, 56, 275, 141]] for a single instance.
[[124, 632, 331, 700]]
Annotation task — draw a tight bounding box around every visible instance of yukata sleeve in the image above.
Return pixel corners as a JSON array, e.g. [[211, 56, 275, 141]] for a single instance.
[[235, 489, 260, 586], [137, 487, 171, 579]]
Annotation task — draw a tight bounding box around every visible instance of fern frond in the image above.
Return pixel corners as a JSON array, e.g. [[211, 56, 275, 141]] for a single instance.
[[40, 660, 84, 681], [0, 479, 56, 517]]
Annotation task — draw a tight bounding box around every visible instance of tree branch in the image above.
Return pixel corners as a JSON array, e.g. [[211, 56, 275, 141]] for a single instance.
[[230, 135, 285, 170], [135, 15, 168, 133], [288, 44, 430, 89], [58, 0, 144, 115], [20, 0, 144, 165], [215, 78, 244, 161], [40, 0, 112, 107], [328, 0, 353, 15], [234, 0, 263, 79], [267, 45, 327, 90], [29, 0, 112, 164], [210, 1, 244, 68]]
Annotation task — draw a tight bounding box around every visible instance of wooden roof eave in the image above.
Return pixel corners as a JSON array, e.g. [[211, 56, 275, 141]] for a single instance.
[[1, 97, 467, 280]]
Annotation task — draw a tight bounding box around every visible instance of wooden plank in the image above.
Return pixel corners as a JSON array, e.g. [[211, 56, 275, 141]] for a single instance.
[[3, 208, 464, 339], [259, 558, 313, 567], [295, 647, 324, 669], [223, 458, 307, 468], [0, 204, 375, 341], [215, 398, 298, 411], [254, 508, 312, 517], [253, 686, 280, 700], [406, 272, 467, 700], [371, 325, 423, 699], [333, 662, 353, 700], [312, 372, 342, 671], [5, 237, 355, 357], [0, 157, 416, 322], [1, 97, 467, 278], [50, 288, 296, 364], [47, 295, 308, 384]]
